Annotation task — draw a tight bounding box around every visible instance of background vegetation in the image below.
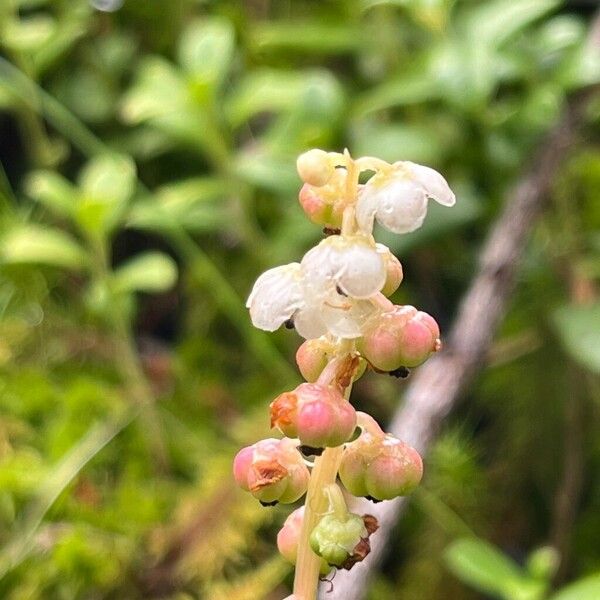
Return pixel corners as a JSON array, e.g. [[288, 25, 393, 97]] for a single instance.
[[0, 0, 599, 598]]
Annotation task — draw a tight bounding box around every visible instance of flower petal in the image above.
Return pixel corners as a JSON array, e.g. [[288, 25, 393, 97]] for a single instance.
[[355, 188, 378, 235], [301, 236, 385, 299], [374, 177, 428, 234], [403, 161, 455, 207], [294, 306, 329, 340], [247, 263, 304, 331], [322, 299, 378, 339]]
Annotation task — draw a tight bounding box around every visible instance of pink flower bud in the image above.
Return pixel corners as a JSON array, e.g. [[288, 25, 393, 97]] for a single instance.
[[297, 149, 334, 187], [277, 507, 331, 575], [270, 383, 357, 449], [339, 422, 423, 501], [359, 305, 440, 371], [377, 244, 403, 297], [296, 339, 366, 383], [232, 438, 309, 505], [299, 184, 344, 228], [296, 339, 331, 382]]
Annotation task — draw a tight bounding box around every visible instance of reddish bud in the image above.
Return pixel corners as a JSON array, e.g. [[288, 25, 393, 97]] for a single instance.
[[277, 507, 331, 575], [339, 423, 423, 501], [233, 438, 309, 504], [270, 383, 356, 449], [296, 339, 366, 383], [299, 184, 344, 228], [359, 305, 440, 371], [379, 246, 403, 297], [296, 339, 330, 382]]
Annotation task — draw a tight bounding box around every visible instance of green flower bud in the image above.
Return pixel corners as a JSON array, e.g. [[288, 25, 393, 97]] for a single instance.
[[309, 513, 368, 567]]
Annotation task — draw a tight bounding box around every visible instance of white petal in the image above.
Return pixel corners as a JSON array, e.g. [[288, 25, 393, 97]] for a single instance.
[[355, 188, 378, 234], [403, 161, 455, 207], [374, 177, 428, 234], [246, 263, 304, 331], [322, 299, 378, 339], [293, 306, 329, 339], [300, 236, 385, 299]]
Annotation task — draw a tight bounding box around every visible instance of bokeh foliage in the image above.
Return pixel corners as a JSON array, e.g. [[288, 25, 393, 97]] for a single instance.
[[0, 0, 600, 598]]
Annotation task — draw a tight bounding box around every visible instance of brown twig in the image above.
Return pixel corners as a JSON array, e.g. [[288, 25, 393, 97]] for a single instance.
[[320, 30, 600, 600]]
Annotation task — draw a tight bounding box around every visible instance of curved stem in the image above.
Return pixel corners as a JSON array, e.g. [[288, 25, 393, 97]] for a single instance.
[[324, 483, 349, 522]]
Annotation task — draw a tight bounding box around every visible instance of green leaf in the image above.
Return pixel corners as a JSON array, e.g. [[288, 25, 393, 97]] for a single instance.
[[128, 178, 230, 233], [354, 64, 440, 116], [250, 22, 360, 54], [177, 18, 235, 90], [75, 154, 136, 236], [113, 251, 178, 293], [552, 303, 600, 374], [261, 72, 345, 153], [463, 0, 560, 48], [1, 15, 56, 53], [549, 574, 600, 600], [351, 121, 446, 165], [234, 150, 299, 194], [120, 57, 187, 124], [120, 57, 210, 151], [0, 225, 88, 271], [444, 537, 526, 598], [79, 153, 136, 206], [226, 69, 340, 127], [25, 170, 78, 218], [526, 547, 559, 581]]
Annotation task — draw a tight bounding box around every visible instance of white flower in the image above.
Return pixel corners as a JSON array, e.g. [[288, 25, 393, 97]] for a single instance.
[[246, 263, 304, 331], [356, 161, 455, 235], [246, 236, 383, 339], [300, 236, 386, 299]]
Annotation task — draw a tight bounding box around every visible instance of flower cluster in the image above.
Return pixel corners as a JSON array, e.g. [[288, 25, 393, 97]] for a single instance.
[[234, 149, 455, 598]]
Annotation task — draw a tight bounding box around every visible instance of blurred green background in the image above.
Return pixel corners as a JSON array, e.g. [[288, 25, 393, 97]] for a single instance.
[[1, 0, 600, 598]]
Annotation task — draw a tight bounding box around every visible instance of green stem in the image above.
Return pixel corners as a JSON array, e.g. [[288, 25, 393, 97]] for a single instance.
[[91, 238, 169, 471], [0, 56, 108, 157], [293, 445, 344, 600], [293, 368, 355, 600]]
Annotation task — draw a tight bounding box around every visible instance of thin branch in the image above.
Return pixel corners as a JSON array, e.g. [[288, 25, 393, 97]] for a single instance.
[[320, 29, 600, 600]]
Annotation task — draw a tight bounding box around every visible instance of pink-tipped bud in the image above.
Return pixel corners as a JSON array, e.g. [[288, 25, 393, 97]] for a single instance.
[[296, 339, 330, 382], [359, 305, 440, 371], [277, 507, 331, 575], [299, 184, 344, 228], [270, 383, 357, 449], [296, 339, 366, 383], [377, 245, 403, 297], [233, 438, 309, 505], [297, 149, 334, 187], [339, 425, 423, 501]]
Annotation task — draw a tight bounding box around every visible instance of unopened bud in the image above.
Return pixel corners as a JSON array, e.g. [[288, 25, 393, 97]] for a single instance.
[[310, 512, 377, 569], [377, 244, 403, 297], [233, 438, 309, 504], [297, 149, 335, 187], [270, 383, 356, 449], [299, 184, 344, 228], [359, 305, 440, 371], [277, 507, 331, 575], [296, 339, 366, 383], [339, 423, 423, 501]]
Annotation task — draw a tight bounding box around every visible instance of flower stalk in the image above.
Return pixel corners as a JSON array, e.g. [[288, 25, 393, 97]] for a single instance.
[[235, 147, 456, 599]]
